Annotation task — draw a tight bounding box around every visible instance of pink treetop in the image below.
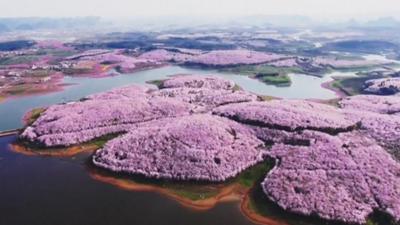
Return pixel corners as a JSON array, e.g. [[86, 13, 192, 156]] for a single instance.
[[213, 100, 358, 133], [86, 85, 152, 100], [138, 49, 194, 62], [93, 114, 266, 181], [161, 75, 235, 90], [339, 95, 400, 115], [189, 50, 285, 66], [152, 87, 257, 112], [139, 49, 286, 66], [262, 131, 400, 224], [339, 95, 400, 158]]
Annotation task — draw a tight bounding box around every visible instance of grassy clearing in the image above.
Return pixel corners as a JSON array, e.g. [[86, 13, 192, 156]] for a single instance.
[[150, 161, 273, 201], [256, 73, 291, 86], [235, 161, 274, 187], [0, 55, 40, 65], [232, 84, 242, 91], [26, 108, 46, 125], [257, 95, 278, 101], [331, 75, 384, 96], [169, 161, 275, 200], [146, 79, 164, 88], [220, 65, 303, 86], [5, 85, 27, 95], [62, 68, 92, 75], [89, 133, 124, 148]]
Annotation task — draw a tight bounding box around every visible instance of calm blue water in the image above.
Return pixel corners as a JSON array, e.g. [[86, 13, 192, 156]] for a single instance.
[[0, 135, 257, 225], [0, 66, 341, 131]]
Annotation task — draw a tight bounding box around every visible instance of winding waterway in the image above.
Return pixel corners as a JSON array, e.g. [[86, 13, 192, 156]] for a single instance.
[[0, 65, 346, 131]]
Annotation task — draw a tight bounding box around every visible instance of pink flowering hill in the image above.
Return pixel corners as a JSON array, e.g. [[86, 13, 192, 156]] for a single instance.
[[78, 50, 160, 73], [21, 97, 192, 146], [85, 84, 151, 100], [160, 74, 235, 90], [20, 75, 400, 224], [20, 75, 256, 147], [212, 98, 400, 224], [212, 100, 359, 134], [139, 49, 287, 67], [339, 94, 400, 115], [188, 50, 286, 66], [339, 95, 400, 159], [153, 87, 257, 112], [262, 131, 400, 224], [93, 114, 266, 181], [138, 49, 195, 63], [61, 49, 162, 76]]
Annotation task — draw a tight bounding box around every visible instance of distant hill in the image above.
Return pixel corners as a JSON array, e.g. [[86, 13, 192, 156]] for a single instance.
[[365, 17, 400, 28], [0, 40, 36, 51], [323, 40, 399, 54], [0, 17, 102, 32]]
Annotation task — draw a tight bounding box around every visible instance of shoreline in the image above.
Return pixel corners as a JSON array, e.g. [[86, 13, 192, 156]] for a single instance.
[[0, 64, 167, 104], [89, 165, 289, 225], [240, 191, 288, 225], [320, 79, 349, 98], [0, 78, 73, 104], [10, 142, 99, 157], [88, 168, 244, 211], [10, 109, 288, 224]]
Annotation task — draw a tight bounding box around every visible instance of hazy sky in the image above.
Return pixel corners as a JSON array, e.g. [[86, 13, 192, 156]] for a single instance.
[[1, 0, 399, 19]]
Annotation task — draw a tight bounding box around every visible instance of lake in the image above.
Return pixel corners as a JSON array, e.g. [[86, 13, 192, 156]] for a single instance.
[[0, 65, 346, 131]]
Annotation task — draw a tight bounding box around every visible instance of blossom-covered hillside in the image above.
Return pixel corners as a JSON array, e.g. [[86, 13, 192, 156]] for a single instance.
[[93, 114, 266, 182], [20, 75, 400, 225], [139, 49, 287, 66]]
